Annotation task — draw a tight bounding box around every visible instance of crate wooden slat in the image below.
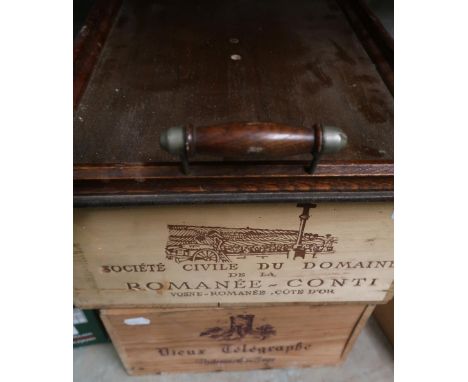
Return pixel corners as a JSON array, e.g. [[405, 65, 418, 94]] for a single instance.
[[101, 304, 375, 375]]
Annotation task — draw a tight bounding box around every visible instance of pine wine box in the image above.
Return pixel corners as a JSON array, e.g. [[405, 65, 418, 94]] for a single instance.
[[100, 304, 374, 375], [74, 202, 393, 307], [73, 0, 394, 309]]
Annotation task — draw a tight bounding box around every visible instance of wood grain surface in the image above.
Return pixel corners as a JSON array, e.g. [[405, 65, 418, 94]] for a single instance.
[[338, 0, 393, 94], [73, 0, 122, 109], [74, 0, 393, 165], [101, 304, 374, 374], [190, 122, 316, 158]]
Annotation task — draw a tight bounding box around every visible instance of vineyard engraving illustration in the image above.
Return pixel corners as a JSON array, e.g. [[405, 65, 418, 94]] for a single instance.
[[200, 314, 276, 341], [165, 204, 338, 263]]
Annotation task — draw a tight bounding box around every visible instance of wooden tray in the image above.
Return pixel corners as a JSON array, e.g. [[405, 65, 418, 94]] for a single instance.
[[74, 0, 393, 206]]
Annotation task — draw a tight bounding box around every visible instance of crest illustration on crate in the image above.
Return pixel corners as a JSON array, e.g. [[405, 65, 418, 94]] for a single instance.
[[165, 204, 337, 264], [200, 314, 276, 341]]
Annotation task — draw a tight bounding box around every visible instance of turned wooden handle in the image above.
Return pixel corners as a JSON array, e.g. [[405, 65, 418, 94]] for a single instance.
[[193, 122, 315, 157], [160, 122, 347, 159]]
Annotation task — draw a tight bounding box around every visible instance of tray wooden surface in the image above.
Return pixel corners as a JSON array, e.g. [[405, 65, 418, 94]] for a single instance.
[[74, 0, 393, 164]]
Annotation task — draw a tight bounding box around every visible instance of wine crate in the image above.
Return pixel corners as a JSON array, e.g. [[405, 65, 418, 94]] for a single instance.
[[101, 304, 374, 375], [74, 202, 393, 308]]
